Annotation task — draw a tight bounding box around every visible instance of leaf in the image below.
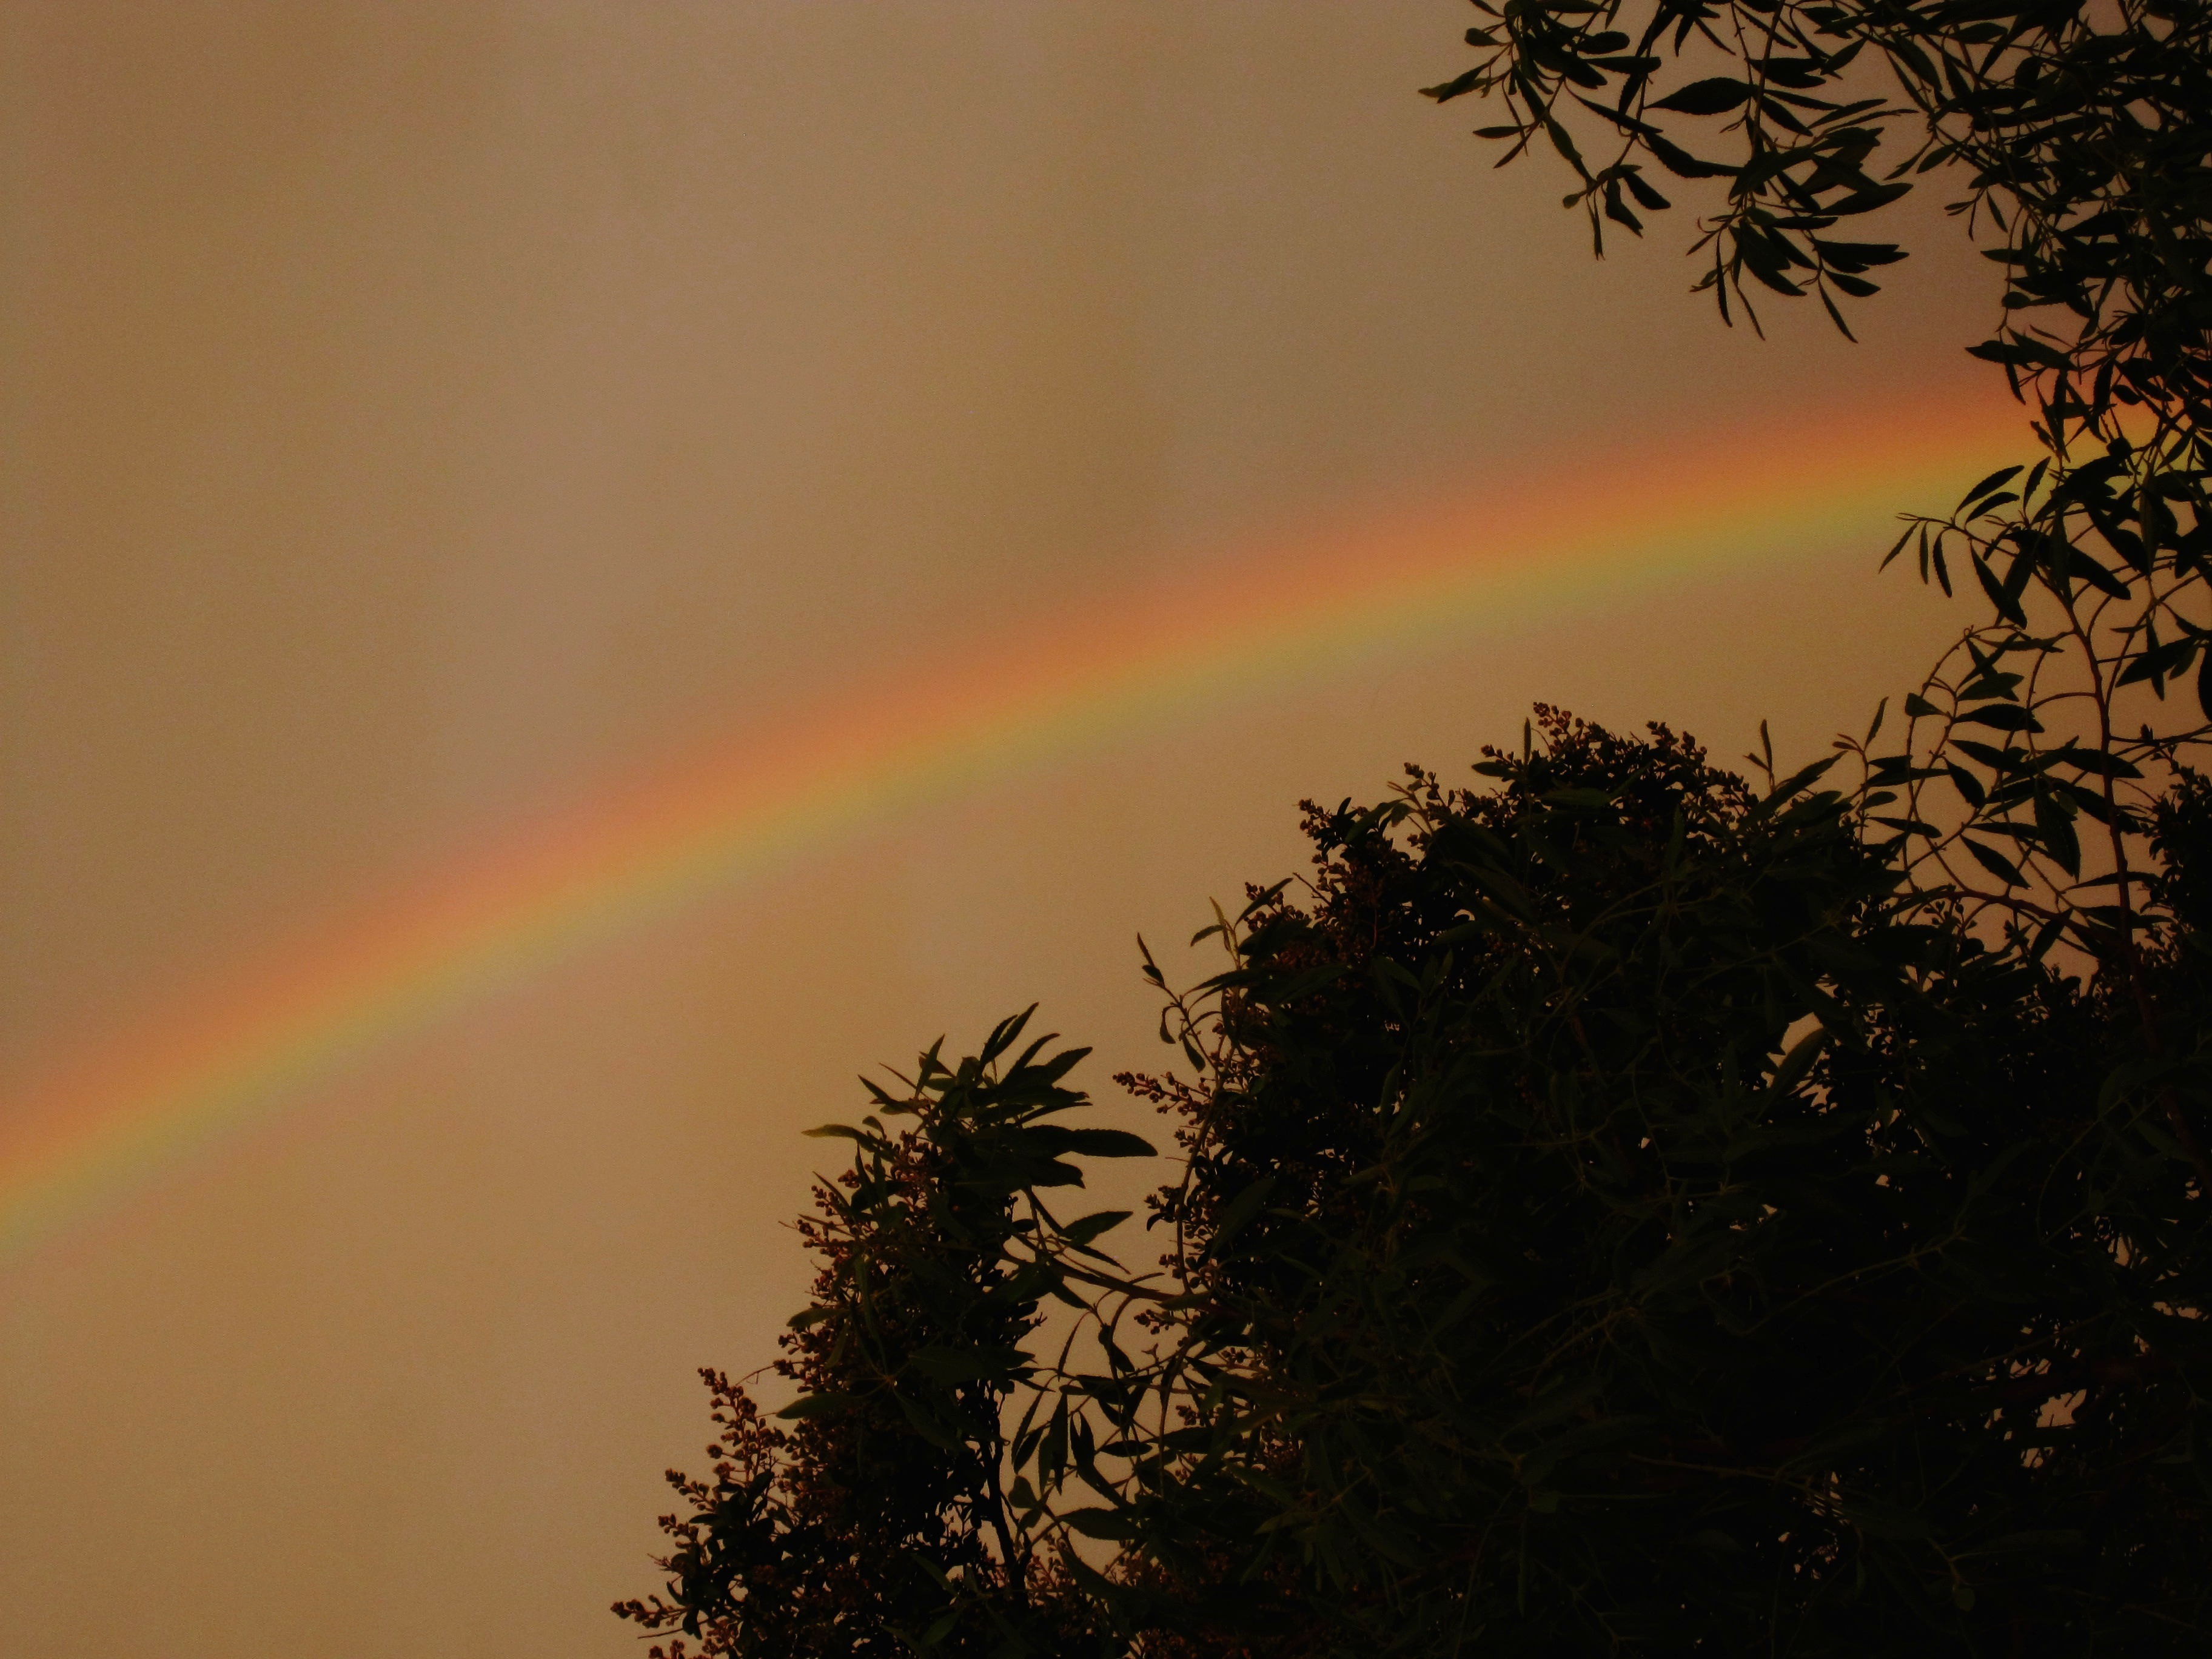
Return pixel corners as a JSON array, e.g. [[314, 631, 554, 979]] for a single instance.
[[1815, 238, 1905, 269], [1420, 67, 1487, 103], [1062, 1506, 1141, 1541], [1952, 738, 2025, 773], [1961, 837, 2025, 886], [2033, 788, 2081, 877], [1957, 465, 2023, 512], [1256, 960, 1351, 1004], [1453, 859, 1538, 922], [1972, 551, 2027, 627], [1740, 241, 1806, 297], [1766, 1025, 1828, 1101], [1645, 132, 1737, 178], [1955, 704, 2042, 733], [1966, 338, 2068, 372], [905, 1344, 1030, 1384], [2030, 913, 2068, 961], [2116, 641, 2194, 692], [1057, 1128, 1159, 1159], [1061, 1209, 1132, 1246], [891, 1390, 964, 1452], [1765, 753, 1842, 806], [1203, 1177, 1277, 1261], [776, 1392, 865, 1420], [2065, 551, 2132, 601], [1823, 180, 1911, 216], [917, 1609, 963, 1650], [1650, 77, 1751, 114], [1837, 1494, 1937, 1541]]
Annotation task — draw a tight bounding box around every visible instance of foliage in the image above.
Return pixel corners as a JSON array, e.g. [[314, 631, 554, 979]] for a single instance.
[[613, 1014, 1150, 1659], [1424, 0, 2212, 977], [1421, 0, 2210, 421], [1085, 711, 2211, 1653]]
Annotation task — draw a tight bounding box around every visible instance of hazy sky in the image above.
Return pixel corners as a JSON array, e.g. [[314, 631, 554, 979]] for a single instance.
[[0, 5, 2009, 1655]]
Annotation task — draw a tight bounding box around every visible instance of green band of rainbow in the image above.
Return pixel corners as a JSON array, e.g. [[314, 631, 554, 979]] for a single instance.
[[0, 396, 2026, 1261]]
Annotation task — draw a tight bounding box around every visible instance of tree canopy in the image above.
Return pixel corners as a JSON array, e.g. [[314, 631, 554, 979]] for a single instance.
[[622, 4, 2211, 1653]]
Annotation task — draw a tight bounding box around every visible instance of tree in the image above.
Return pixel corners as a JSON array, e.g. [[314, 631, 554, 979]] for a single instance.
[[1088, 709, 2210, 1652], [624, 4, 2212, 1652], [614, 1016, 1150, 1659]]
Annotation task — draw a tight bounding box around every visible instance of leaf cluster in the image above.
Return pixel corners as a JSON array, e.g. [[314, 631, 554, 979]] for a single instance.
[[1423, 0, 2211, 410]]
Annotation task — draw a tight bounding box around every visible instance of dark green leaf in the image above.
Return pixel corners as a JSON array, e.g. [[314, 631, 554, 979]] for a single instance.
[[1961, 837, 2025, 886], [1651, 77, 1751, 114]]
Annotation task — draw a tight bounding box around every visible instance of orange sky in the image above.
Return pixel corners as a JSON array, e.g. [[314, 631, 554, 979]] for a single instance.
[[0, 5, 2008, 1654]]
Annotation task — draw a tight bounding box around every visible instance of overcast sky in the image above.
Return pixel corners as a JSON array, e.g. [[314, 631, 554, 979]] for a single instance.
[[0, 5, 2007, 1654]]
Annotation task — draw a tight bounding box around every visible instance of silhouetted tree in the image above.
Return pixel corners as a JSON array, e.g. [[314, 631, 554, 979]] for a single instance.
[[1079, 709, 2209, 1652], [614, 1017, 1148, 1659]]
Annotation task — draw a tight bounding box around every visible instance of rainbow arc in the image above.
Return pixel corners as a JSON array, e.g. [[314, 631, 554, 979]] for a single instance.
[[0, 396, 2026, 1259]]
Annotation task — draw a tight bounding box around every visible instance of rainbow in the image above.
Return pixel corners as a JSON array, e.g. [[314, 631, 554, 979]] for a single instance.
[[0, 395, 2027, 1260]]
